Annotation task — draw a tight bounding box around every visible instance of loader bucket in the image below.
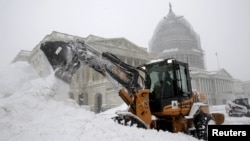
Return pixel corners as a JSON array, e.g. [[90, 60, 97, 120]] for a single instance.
[[40, 41, 80, 84], [211, 113, 225, 125]]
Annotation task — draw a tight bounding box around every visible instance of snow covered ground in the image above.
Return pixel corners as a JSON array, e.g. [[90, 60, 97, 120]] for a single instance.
[[0, 62, 249, 141]]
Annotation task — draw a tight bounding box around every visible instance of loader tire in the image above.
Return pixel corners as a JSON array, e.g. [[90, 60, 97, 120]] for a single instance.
[[228, 110, 233, 117], [194, 113, 211, 141], [246, 112, 250, 117]]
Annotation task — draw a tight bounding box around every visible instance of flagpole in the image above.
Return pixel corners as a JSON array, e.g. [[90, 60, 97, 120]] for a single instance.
[[215, 52, 220, 70]]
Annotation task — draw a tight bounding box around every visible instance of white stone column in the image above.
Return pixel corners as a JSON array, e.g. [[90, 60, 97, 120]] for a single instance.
[[214, 79, 218, 94]]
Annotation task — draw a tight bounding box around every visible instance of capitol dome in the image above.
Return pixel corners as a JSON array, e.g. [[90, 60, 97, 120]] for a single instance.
[[149, 3, 205, 69]]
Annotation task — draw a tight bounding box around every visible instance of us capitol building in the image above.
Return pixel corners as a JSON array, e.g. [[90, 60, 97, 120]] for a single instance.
[[13, 4, 250, 112]]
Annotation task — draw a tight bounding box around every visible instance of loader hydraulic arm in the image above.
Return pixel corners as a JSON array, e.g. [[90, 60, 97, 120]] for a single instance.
[[40, 39, 143, 92]]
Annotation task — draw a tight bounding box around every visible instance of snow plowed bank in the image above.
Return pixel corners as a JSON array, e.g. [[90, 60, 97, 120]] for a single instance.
[[1, 62, 249, 141], [0, 62, 200, 141]]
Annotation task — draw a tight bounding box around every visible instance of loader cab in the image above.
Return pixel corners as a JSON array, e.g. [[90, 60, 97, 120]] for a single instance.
[[233, 98, 250, 109], [143, 58, 192, 112]]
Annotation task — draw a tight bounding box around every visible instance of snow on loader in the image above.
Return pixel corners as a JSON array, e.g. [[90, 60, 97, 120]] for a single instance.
[[225, 98, 250, 117], [40, 39, 224, 140]]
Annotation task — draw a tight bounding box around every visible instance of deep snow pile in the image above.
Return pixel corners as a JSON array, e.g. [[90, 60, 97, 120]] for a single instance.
[[0, 62, 200, 141]]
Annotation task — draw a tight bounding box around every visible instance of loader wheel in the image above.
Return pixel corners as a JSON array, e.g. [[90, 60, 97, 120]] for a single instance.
[[228, 110, 233, 117], [194, 113, 211, 141], [245, 112, 250, 117]]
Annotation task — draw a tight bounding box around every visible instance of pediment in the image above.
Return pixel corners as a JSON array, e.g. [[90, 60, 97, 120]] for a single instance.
[[86, 36, 147, 53], [216, 69, 232, 78], [85, 34, 105, 42]]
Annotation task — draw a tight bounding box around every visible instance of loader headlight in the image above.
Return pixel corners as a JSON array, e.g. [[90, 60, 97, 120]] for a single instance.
[[167, 59, 173, 64]]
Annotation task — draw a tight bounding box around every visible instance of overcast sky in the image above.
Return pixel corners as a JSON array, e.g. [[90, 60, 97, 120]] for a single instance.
[[1, 0, 250, 81]]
